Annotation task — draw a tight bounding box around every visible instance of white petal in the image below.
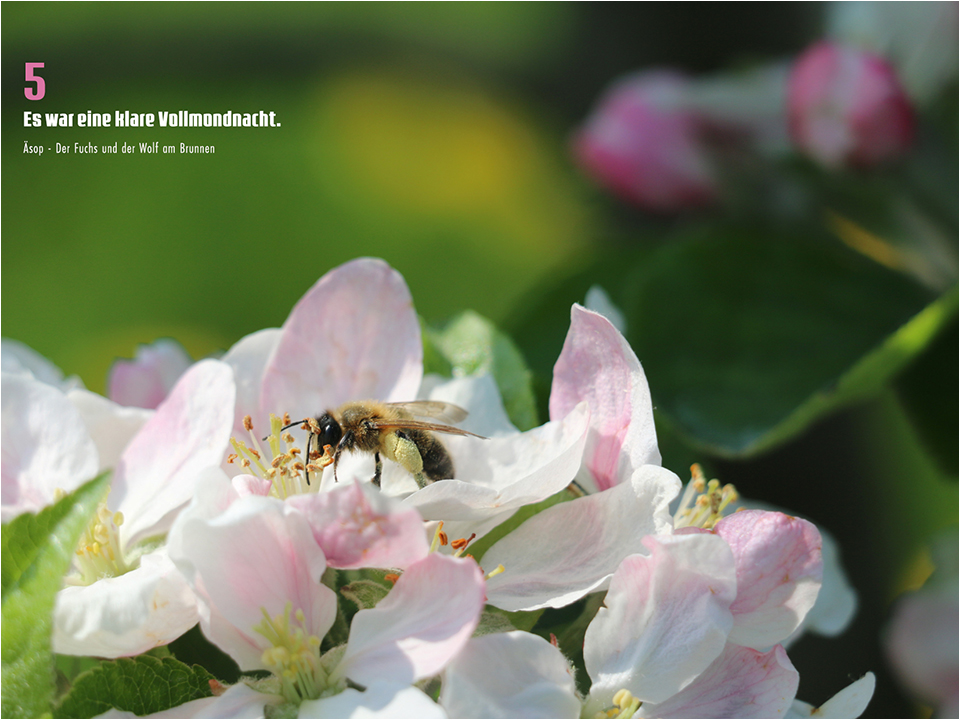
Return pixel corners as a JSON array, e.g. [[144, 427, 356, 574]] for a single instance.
[[260, 258, 423, 423], [67, 388, 152, 472], [53, 549, 198, 658], [1, 373, 99, 520], [440, 631, 580, 719], [583, 534, 737, 706], [483, 464, 680, 612], [221, 327, 281, 436], [401, 403, 589, 527], [1, 337, 82, 391], [112, 359, 236, 546], [421, 374, 518, 438], [788, 673, 876, 718], [337, 554, 484, 686], [300, 683, 445, 719], [170, 494, 335, 671]]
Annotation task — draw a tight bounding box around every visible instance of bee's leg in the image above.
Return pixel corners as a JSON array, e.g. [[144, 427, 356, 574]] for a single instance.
[[372, 452, 382, 488], [391, 431, 428, 489], [305, 432, 313, 486]]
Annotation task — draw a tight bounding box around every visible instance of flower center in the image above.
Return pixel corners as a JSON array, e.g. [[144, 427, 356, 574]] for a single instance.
[[673, 463, 738, 530], [228, 414, 333, 500], [596, 689, 641, 719], [254, 601, 327, 703], [61, 490, 132, 585]]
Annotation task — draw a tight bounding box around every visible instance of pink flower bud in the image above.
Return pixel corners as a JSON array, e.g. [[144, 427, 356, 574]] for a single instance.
[[573, 70, 718, 213], [787, 41, 915, 169]]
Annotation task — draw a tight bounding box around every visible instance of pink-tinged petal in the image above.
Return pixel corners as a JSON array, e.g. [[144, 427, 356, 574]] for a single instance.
[[549, 305, 659, 492], [714, 510, 823, 649], [107, 339, 193, 410], [260, 258, 422, 423], [789, 673, 876, 719], [885, 582, 958, 712], [300, 683, 446, 719], [166, 467, 242, 565], [483, 464, 680, 612], [170, 494, 336, 671], [53, 549, 198, 658], [2, 338, 81, 390], [232, 474, 272, 497], [67, 388, 152, 472], [636, 643, 800, 719], [288, 482, 429, 570], [440, 631, 580, 719], [221, 327, 282, 437], [337, 554, 484, 686], [1, 374, 99, 521], [112, 359, 236, 547], [584, 534, 737, 706], [95, 681, 281, 719], [401, 403, 589, 527]]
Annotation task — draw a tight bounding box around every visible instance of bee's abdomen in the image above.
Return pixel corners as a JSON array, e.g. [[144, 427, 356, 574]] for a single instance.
[[410, 430, 455, 481]]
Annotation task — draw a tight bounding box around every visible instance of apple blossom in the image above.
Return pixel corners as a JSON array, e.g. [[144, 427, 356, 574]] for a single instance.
[[49, 358, 236, 657], [787, 41, 915, 169], [482, 305, 678, 611], [167, 478, 485, 717], [443, 532, 842, 719], [220, 258, 591, 550]]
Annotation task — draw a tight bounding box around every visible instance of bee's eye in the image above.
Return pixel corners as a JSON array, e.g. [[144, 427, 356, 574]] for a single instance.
[[317, 413, 343, 448]]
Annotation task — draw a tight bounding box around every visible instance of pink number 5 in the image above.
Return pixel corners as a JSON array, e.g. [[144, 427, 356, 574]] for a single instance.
[[25, 63, 45, 100]]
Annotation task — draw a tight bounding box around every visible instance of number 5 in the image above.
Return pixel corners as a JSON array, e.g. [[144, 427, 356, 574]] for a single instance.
[[25, 63, 45, 100]]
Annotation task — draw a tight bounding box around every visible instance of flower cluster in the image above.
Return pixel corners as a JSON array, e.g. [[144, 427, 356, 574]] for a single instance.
[[2, 259, 875, 717], [571, 2, 950, 213]]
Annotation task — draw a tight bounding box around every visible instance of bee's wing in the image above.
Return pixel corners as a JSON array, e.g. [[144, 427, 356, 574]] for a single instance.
[[371, 417, 485, 439], [385, 400, 469, 425]]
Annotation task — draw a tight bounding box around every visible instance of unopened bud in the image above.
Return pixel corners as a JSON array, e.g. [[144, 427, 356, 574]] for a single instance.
[[787, 41, 914, 169]]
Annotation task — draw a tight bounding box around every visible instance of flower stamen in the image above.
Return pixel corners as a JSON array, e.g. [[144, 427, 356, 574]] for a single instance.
[[673, 464, 738, 530]]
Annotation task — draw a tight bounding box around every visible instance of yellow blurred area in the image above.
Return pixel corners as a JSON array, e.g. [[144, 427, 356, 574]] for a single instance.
[[312, 71, 589, 263]]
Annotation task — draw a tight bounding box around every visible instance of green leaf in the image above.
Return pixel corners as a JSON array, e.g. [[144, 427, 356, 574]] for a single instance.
[[340, 579, 391, 611], [426, 310, 539, 431], [54, 656, 215, 719], [1, 473, 110, 719], [625, 227, 949, 456], [894, 321, 959, 475]]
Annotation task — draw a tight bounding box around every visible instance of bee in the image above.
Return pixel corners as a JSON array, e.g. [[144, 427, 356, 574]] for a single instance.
[[280, 400, 484, 489]]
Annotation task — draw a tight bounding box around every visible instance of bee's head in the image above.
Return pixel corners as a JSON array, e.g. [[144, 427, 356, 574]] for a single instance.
[[316, 411, 344, 450]]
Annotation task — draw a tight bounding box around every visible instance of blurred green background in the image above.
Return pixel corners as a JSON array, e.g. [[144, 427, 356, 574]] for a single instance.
[[2, 3, 956, 717]]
